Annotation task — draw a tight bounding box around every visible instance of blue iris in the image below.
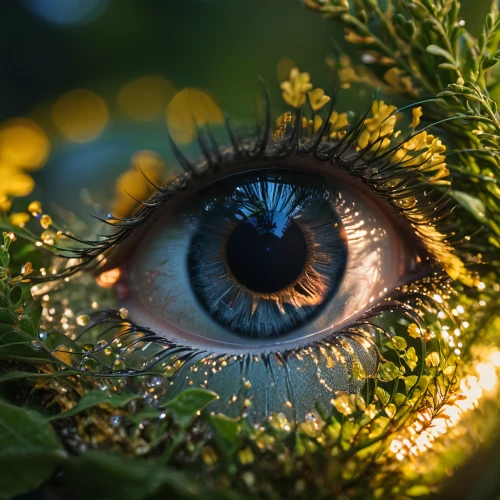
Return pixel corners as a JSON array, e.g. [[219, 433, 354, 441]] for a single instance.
[[187, 170, 348, 338]]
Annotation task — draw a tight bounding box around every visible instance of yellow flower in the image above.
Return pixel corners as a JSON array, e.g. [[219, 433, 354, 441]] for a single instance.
[[410, 106, 423, 128], [0, 166, 35, 198], [344, 29, 375, 45], [384, 68, 415, 95], [301, 115, 323, 133], [329, 111, 349, 139], [358, 100, 397, 150], [28, 201, 43, 216], [280, 68, 313, 108], [308, 88, 330, 111], [402, 131, 449, 185]]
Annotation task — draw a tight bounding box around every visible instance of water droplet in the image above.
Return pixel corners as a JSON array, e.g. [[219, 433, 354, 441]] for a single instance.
[[76, 314, 89, 326], [110, 415, 122, 427], [96, 339, 107, 349], [29, 340, 42, 351], [82, 343, 94, 352], [79, 357, 98, 372], [38, 331, 48, 341], [113, 359, 125, 371], [146, 375, 166, 388]]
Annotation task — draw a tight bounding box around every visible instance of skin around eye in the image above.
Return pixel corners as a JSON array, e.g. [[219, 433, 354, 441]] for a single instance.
[[116, 164, 429, 353]]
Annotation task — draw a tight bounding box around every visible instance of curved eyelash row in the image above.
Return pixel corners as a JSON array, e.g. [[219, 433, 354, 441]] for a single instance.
[[31, 91, 457, 282], [53, 273, 453, 395]]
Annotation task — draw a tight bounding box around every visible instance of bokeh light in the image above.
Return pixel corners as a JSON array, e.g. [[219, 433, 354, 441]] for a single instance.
[[0, 118, 50, 170], [166, 88, 224, 145], [0, 167, 35, 197], [52, 89, 108, 143], [22, 0, 109, 26], [112, 150, 166, 218], [117, 75, 176, 122]]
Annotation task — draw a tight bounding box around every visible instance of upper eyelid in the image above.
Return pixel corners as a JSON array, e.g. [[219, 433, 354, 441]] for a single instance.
[[33, 102, 452, 282], [101, 153, 433, 275]]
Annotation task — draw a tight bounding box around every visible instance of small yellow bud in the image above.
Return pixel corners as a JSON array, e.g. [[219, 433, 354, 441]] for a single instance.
[[28, 200, 43, 216], [40, 214, 52, 229], [0, 196, 12, 213], [21, 262, 33, 275]]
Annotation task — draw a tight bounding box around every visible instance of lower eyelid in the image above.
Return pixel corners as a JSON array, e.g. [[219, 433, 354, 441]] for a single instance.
[[39, 270, 444, 421]]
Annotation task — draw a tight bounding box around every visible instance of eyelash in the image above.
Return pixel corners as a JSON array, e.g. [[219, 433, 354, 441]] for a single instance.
[[35, 94, 455, 282]]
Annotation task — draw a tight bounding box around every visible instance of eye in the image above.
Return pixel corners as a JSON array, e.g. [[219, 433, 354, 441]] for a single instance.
[[117, 161, 426, 352], [24, 90, 461, 424]]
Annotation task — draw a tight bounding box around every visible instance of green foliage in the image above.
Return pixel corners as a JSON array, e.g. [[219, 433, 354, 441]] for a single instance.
[[163, 388, 218, 428], [47, 390, 142, 421], [61, 452, 208, 500], [0, 399, 65, 499], [305, 0, 500, 245], [0, 399, 233, 500]]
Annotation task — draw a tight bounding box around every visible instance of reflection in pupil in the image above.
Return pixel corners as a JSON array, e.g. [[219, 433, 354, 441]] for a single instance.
[[186, 170, 348, 337], [226, 211, 307, 294]]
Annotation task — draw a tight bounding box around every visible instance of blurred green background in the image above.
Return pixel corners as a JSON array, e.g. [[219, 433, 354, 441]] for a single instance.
[[0, 0, 491, 216]]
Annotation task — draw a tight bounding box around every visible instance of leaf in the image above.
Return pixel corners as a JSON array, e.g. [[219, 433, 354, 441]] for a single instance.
[[426, 44, 456, 64], [61, 451, 199, 500], [0, 399, 65, 499], [438, 62, 458, 71], [163, 388, 218, 427], [425, 352, 440, 368], [18, 315, 35, 336], [384, 403, 396, 418], [0, 249, 9, 268], [0, 341, 56, 363], [407, 485, 431, 496], [451, 190, 488, 223], [0, 448, 65, 499], [393, 393, 407, 407], [391, 336, 407, 351], [210, 413, 239, 442], [375, 386, 390, 406], [0, 308, 17, 325], [403, 347, 419, 371], [404, 375, 419, 392], [48, 390, 141, 421], [0, 369, 80, 384], [0, 399, 61, 451], [127, 407, 162, 426], [376, 361, 399, 382]]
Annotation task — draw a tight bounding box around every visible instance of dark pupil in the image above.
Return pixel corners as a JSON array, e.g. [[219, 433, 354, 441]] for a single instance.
[[226, 210, 307, 294]]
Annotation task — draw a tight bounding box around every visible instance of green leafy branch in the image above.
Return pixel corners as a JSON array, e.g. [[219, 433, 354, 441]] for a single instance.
[[305, 0, 500, 246]]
